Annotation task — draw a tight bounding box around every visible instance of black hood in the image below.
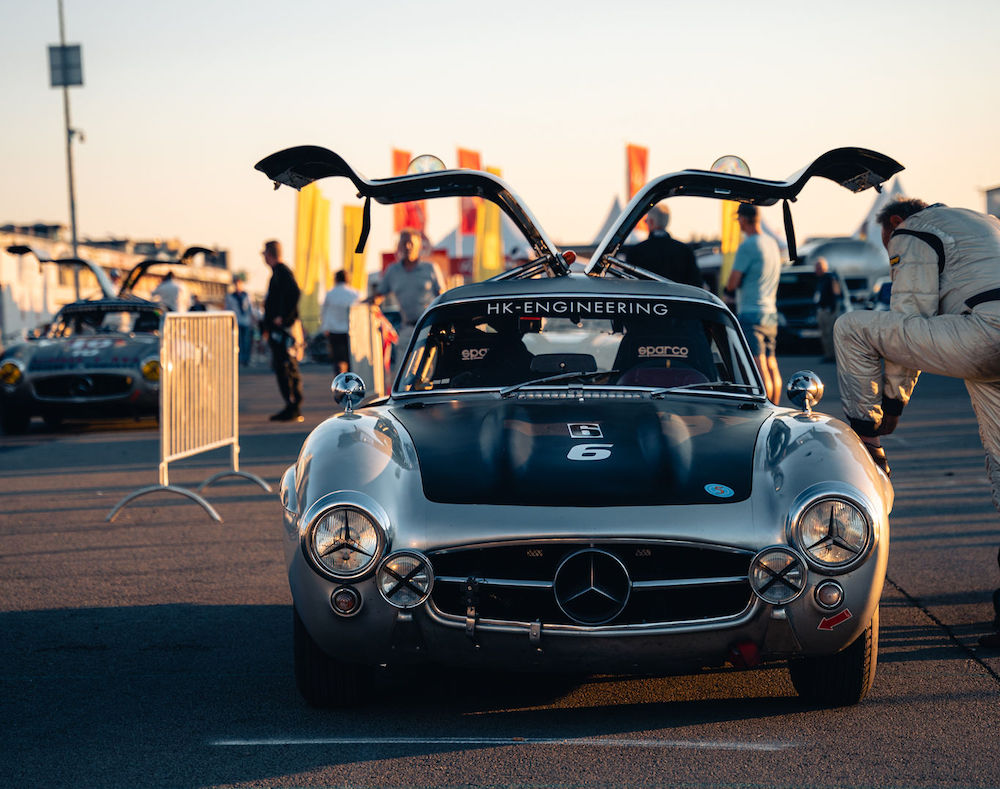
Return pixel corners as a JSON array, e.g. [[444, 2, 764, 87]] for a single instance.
[[390, 397, 769, 506]]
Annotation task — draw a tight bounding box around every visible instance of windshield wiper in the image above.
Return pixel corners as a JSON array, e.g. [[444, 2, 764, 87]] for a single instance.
[[500, 370, 620, 398], [649, 380, 764, 398]]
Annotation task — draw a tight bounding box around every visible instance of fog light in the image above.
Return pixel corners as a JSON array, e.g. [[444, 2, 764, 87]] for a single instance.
[[749, 547, 806, 605], [330, 586, 362, 617], [815, 580, 844, 610], [377, 551, 433, 609]]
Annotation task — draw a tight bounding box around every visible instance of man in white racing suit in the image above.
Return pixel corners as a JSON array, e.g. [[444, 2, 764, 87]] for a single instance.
[[833, 198, 1000, 648]]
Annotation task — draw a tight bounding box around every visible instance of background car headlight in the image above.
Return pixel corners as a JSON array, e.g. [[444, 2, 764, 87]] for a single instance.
[[1, 360, 24, 388], [750, 547, 806, 605], [793, 497, 871, 571], [140, 358, 161, 383], [307, 505, 384, 580]]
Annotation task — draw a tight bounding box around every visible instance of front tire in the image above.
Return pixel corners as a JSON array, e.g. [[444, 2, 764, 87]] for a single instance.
[[293, 606, 373, 708], [789, 605, 879, 706], [0, 405, 31, 435]]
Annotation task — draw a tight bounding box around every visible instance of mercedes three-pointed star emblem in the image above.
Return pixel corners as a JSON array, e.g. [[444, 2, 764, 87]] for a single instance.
[[553, 548, 631, 625]]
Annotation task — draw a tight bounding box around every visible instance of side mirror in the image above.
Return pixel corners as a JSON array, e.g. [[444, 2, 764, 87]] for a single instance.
[[786, 370, 824, 415], [331, 372, 366, 413]]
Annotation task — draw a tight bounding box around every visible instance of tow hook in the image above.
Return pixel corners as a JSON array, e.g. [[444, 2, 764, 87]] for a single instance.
[[728, 640, 761, 668]]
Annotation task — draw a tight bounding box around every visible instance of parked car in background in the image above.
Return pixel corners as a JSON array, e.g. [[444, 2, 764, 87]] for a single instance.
[[776, 263, 852, 353], [798, 237, 889, 306], [255, 144, 901, 709], [867, 277, 892, 311], [0, 297, 163, 433], [0, 248, 210, 434]]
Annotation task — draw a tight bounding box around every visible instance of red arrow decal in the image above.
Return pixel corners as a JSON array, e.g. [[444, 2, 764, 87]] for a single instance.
[[818, 609, 853, 631]]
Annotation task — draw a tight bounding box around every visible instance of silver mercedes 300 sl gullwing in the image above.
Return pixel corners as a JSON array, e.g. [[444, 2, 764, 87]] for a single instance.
[[255, 146, 901, 707]]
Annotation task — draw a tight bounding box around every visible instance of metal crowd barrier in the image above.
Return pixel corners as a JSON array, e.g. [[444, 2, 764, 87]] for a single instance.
[[348, 303, 388, 397], [108, 311, 270, 522]]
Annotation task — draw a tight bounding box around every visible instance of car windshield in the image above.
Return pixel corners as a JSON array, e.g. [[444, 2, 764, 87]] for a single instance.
[[395, 296, 760, 395], [47, 306, 162, 337]]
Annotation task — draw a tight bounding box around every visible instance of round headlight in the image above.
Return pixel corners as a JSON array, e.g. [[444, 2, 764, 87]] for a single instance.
[[793, 497, 871, 571], [307, 505, 384, 580], [377, 551, 433, 609], [140, 358, 161, 383], [0, 360, 24, 388], [749, 547, 806, 605]]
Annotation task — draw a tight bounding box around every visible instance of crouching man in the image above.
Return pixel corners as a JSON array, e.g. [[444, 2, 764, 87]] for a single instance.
[[833, 198, 1000, 648]]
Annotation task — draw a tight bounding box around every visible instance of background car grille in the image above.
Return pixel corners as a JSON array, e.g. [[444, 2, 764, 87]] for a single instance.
[[428, 540, 753, 627], [34, 374, 133, 399]]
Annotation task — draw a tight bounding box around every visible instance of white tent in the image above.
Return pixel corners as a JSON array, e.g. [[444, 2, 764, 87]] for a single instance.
[[853, 177, 906, 243], [434, 214, 531, 258]]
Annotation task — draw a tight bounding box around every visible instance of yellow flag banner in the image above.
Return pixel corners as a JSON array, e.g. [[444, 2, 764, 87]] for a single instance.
[[718, 200, 740, 296], [295, 182, 330, 334], [342, 204, 367, 293], [473, 165, 503, 282]]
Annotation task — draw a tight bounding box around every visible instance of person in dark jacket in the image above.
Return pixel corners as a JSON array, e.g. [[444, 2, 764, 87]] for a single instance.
[[261, 239, 303, 422], [624, 204, 702, 287]]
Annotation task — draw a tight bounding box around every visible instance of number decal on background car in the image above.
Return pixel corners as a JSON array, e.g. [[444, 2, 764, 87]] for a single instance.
[[567, 443, 613, 461]]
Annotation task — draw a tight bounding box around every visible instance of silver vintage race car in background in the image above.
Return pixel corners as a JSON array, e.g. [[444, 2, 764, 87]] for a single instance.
[[256, 145, 902, 708]]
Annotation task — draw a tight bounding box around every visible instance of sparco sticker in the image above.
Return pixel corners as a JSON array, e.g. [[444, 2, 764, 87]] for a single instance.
[[704, 484, 735, 498], [638, 345, 688, 358], [485, 299, 670, 317]]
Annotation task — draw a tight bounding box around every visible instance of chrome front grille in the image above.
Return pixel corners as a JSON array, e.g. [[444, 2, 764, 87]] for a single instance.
[[428, 540, 753, 627], [33, 373, 133, 399]]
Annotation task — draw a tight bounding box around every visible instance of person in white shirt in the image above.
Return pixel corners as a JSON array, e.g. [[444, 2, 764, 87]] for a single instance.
[[151, 271, 184, 312], [320, 270, 360, 374]]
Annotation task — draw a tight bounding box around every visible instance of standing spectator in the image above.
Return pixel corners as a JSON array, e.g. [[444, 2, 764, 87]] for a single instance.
[[261, 240, 303, 422], [320, 270, 360, 375], [225, 273, 254, 367], [151, 271, 184, 312], [625, 204, 703, 287], [188, 293, 207, 312], [832, 199, 1000, 648], [813, 256, 843, 361], [374, 229, 446, 372], [725, 203, 783, 403]]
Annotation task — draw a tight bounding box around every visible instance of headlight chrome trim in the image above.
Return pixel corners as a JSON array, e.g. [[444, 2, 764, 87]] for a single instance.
[[788, 485, 876, 574], [301, 493, 389, 582]]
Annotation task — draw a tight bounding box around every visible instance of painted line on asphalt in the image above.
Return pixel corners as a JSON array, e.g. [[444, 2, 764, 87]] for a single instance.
[[211, 737, 795, 751]]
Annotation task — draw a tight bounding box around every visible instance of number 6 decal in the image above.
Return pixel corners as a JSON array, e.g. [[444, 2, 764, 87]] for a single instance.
[[567, 443, 613, 461]]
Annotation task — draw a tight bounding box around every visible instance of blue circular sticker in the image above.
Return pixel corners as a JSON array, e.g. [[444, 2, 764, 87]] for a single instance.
[[705, 483, 735, 498]]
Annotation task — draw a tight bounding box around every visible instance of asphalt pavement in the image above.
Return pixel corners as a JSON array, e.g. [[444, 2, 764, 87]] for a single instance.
[[1, 356, 998, 788]]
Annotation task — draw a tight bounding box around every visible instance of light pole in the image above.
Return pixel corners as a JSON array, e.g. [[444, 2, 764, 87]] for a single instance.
[[47, 0, 83, 296]]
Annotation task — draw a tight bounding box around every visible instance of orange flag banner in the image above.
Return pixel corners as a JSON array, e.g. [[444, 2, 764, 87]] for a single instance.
[[457, 148, 482, 236], [391, 149, 426, 233], [626, 143, 649, 234]]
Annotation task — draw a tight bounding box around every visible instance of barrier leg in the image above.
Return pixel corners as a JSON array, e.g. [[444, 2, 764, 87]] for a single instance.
[[106, 484, 223, 523], [197, 470, 272, 493]]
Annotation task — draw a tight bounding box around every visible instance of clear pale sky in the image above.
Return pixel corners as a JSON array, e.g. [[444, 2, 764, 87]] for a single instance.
[[2, 0, 998, 292]]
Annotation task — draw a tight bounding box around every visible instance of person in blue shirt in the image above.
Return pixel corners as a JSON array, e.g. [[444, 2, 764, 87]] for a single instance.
[[724, 203, 782, 402]]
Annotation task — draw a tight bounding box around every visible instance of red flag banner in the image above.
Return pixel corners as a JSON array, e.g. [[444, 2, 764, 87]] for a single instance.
[[458, 148, 482, 236], [392, 149, 426, 233], [626, 143, 649, 233]]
